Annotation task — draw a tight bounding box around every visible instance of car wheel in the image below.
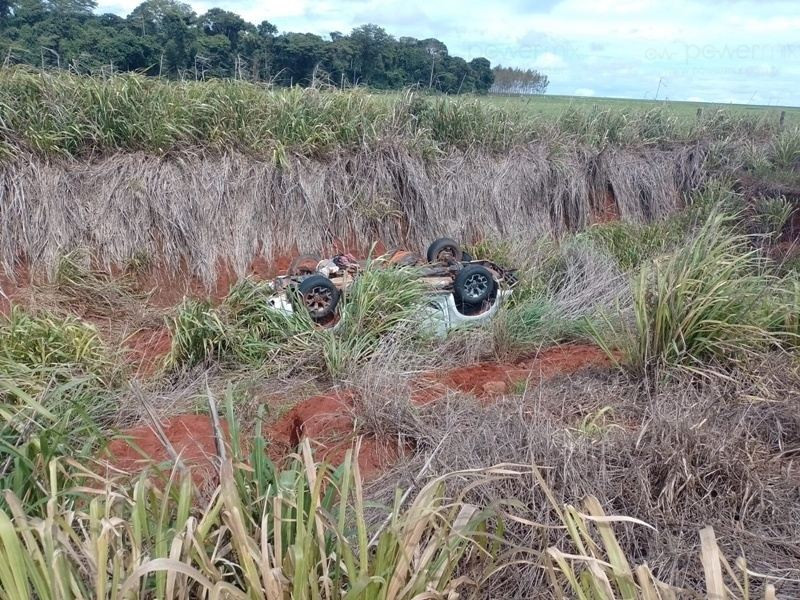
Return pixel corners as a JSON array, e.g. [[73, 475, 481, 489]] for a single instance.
[[297, 275, 340, 320], [288, 254, 321, 276], [454, 264, 495, 305], [426, 238, 462, 263]]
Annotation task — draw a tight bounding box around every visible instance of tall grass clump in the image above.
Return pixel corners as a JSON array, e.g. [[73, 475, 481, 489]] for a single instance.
[[167, 282, 322, 369], [166, 300, 230, 368], [0, 307, 117, 509], [166, 265, 426, 376], [597, 210, 787, 373], [0, 67, 788, 161], [0, 428, 502, 599], [770, 127, 800, 169], [52, 249, 140, 311], [0, 67, 536, 158], [577, 220, 680, 271], [409, 95, 533, 150], [749, 195, 794, 240], [0, 374, 113, 511], [0, 410, 778, 600], [544, 495, 777, 600], [322, 265, 426, 378], [471, 237, 632, 358], [578, 179, 743, 272], [223, 278, 318, 363], [0, 305, 110, 376]]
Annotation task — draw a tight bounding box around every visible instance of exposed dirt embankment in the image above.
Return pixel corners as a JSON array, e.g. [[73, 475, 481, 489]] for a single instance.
[[0, 144, 705, 284]]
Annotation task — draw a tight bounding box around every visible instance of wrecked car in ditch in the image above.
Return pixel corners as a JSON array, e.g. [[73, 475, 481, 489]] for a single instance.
[[266, 238, 518, 335]]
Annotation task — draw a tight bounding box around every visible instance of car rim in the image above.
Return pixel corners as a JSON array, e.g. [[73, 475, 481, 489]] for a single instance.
[[464, 273, 489, 300], [304, 286, 333, 313]]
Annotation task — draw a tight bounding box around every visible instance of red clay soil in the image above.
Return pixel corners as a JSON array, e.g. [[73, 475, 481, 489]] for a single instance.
[[104, 415, 229, 488], [139, 243, 386, 308], [125, 326, 172, 377], [0, 263, 31, 316], [267, 391, 402, 480], [106, 392, 401, 485], [104, 344, 613, 485], [419, 344, 612, 400]]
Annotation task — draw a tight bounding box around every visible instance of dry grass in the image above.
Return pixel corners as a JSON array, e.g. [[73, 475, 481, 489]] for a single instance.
[[2, 69, 798, 599], [352, 351, 800, 598], [598, 144, 708, 222], [0, 145, 706, 283]]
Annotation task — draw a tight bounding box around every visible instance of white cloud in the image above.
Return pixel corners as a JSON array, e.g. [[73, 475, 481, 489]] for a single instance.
[[574, 87, 595, 96], [94, 0, 800, 106], [533, 52, 566, 69]]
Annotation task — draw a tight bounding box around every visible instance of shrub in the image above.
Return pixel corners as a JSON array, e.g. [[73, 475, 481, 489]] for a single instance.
[[322, 265, 425, 378], [0, 305, 109, 373], [597, 210, 785, 373], [166, 300, 229, 368]]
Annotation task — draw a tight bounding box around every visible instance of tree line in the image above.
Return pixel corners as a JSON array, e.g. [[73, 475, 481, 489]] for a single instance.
[[0, 0, 499, 93], [491, 66, 549, 95]]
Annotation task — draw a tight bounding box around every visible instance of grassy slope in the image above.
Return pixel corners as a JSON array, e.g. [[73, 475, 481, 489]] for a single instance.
[[0, 67, 792, 160]]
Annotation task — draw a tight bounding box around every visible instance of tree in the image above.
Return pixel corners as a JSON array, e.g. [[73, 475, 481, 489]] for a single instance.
[[491, 65, 548, 95], [349, 24, 392, 86], [194, 33, 229, 77], [469, 57, 493, 93], [0, 0, 15, 17], [200, 8, 250, 51], [43, 0, 95, 13], [0, 5, 508, 92], [272, 32, 326, 85], [325, 34, 356, 86], [160, 10, 193, 74], [128, 0, 194, 36], [256, 20, 276, 38]]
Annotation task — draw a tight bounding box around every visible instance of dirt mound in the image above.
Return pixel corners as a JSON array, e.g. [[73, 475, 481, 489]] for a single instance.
[[422, 344, 612, 400], [125, 326, 172, 376], [105, 415, 228, 487], [106, 392, 401, 485], [268, 391, 402, 480], [103, 345, 613, 483]]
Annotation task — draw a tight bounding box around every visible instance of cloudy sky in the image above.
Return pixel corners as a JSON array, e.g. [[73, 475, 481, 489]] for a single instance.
[[97, 0, 800, 106]]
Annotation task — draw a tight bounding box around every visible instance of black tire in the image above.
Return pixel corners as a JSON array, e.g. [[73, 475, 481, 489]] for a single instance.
[[288, 254, 320, 276], [297, 275, 340, 320], [426, 238, 462, 263], [454, 264, 495, 305]]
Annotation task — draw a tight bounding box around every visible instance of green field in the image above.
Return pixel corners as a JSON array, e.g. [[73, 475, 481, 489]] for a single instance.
[[483, 93, 800, 125]]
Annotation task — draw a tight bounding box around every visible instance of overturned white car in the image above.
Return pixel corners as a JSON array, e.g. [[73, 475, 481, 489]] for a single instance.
[[266, 238, 518, 334]]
